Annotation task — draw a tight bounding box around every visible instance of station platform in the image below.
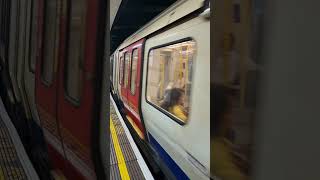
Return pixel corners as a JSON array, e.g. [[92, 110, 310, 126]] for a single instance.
[[0, 98, 39, 180], [110, 96, 154, 180]]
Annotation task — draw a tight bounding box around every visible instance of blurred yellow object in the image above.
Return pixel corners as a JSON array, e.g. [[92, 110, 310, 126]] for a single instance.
[[211, 137, 247, 180], [169, 105, 188, 122]]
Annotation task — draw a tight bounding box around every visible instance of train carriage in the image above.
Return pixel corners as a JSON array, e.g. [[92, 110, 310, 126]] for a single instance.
[[111, 0, 211, 179]]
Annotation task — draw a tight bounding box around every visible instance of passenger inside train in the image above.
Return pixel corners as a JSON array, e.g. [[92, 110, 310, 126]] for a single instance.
[[160, 88, 188, 122]]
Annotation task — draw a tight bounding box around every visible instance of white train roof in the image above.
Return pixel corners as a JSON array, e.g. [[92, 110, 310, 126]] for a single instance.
[[117, 0, 205, 50]]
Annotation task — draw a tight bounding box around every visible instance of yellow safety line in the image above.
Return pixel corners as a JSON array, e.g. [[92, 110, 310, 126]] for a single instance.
[[110, 118, 131, 180], [126, 116, 144, 140]]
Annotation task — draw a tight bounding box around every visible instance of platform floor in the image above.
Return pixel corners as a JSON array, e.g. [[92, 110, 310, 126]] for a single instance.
[[110, 96, 153, 180], [0, 99, 39, 180]]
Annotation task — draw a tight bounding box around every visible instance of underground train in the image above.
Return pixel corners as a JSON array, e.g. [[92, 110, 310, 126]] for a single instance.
[[110, 0, 211, 179], [1, 0, 210, 179], [0, 0, 210, 179], [0, 0, 108, 179], [2, 0, 319, 179]]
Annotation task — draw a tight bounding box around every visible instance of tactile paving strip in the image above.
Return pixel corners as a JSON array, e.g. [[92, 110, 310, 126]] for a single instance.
[[110, 102, 145, 180], [0, 117, 27, 180], [110, 164, 121, 180]]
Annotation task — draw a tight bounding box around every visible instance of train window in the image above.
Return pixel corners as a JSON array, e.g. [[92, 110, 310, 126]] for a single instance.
[[130, 49, 138, 94], [110, 55, 114, 82], [41, 0, 59, 85], [146, 40, 196, 124], [65, 0, 86, 103], [124, 52, 130, 88], [29, 0, 37, 73], [119, 55, 124, 85]]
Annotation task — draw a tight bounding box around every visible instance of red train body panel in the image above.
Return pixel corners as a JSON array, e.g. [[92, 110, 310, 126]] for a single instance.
[[35, 0, 103, 179], [119, 39, 146, 137]]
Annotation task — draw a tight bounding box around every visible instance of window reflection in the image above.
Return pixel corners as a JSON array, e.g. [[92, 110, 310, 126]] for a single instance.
[[211, 0, 263, 179]]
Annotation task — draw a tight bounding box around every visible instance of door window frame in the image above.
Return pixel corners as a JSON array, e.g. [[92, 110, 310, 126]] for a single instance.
[[145, 37, 195, 126]]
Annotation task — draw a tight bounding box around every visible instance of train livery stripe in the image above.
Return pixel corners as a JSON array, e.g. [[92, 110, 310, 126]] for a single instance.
[[148, 133, 189, 180], [110, 117, 131, 180]]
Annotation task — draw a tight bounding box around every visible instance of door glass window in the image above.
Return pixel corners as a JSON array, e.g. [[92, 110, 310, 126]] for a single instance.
[[41, 0, 58, 85], [65, 0, 86, 102], [146, 40, 196, 124], [119, 56, 124, 85], [124, 52, 130, 88], [130, 49, 138, 94]]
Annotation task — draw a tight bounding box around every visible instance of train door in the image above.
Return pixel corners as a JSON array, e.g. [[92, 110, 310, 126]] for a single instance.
[[123, 40, 145, 138], [35, 0, 66, 174], [36, 0, 106, 178], [56, 0, 104, 179], [141, 13, 210, 179]]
